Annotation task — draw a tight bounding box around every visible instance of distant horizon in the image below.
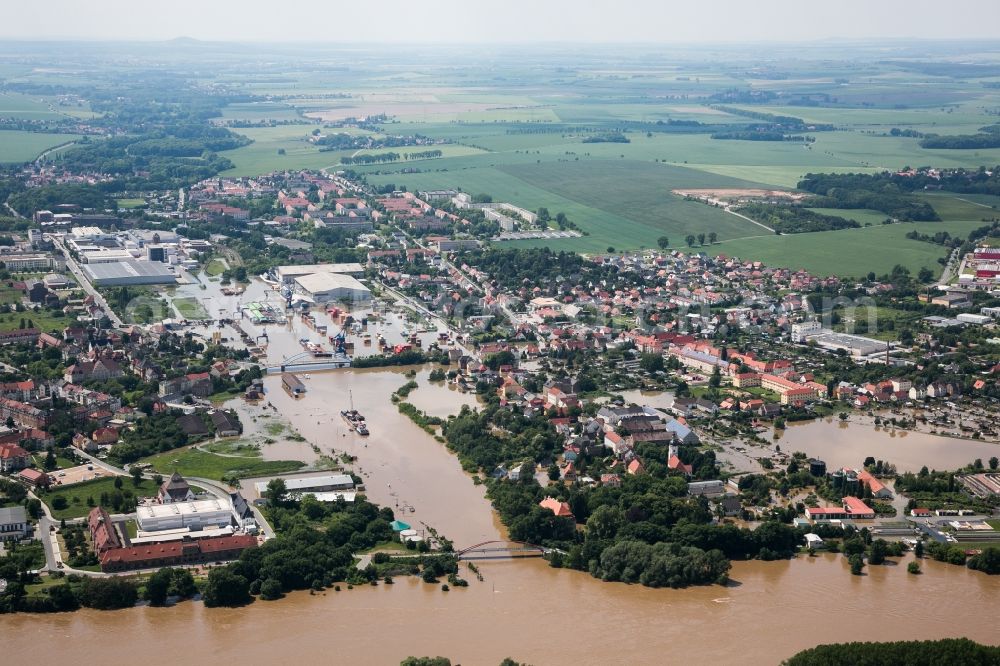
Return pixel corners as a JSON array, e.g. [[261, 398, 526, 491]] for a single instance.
[[2, 0, 999, 44], [4, 35, 1000, 46], [0, 35, 1000, 49]]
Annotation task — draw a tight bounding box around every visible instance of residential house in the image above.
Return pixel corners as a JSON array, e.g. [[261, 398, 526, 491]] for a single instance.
[[159, 372, 213, 398], [0, 506, 30, 542], [211, 410, 241, 437], [539, 496, 574, 518], [63, 354, 123, 383], [0, 442, 30, 472], [18, 468, 50, 488]]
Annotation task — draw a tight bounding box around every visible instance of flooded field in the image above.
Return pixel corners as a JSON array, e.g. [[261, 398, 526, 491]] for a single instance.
[[771, 416, 1000, 473]]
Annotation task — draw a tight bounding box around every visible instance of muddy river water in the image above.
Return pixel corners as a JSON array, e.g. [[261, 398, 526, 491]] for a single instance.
[[3, 276, 999, 664]]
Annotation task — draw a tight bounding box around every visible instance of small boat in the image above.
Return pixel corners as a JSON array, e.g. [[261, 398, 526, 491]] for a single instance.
[[356, 422, 369, 436]]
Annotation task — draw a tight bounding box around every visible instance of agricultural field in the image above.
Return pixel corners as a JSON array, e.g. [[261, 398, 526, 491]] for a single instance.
[[352, 82, 1000, 261], [8, 42, 1000, 279], [0, 92, 71, 120], [220, 125, 345, 176], [710, 218, 988, 278], [0, 130, 81, 164]]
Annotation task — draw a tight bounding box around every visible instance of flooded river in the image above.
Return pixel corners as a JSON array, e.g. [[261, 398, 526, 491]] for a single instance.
[[3, 554, 999, 665], [4, 276, 999, 664]]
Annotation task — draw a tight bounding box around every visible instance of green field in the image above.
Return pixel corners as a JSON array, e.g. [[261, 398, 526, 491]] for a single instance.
[[44, 477, 158, 520], [0, 130, 81, 164], [116, 198, 146, 209], [0, 307, 73, 334], [219, 101, 305, 122], [204, 258, 227, 277], [0, 92, 69, 120], [499, 160, 771, 248], [172, 297, 210, 320], [142, 445, 305, 481], [220, 126, 345, 175], [807, 207, 891, 226], [710, 218, 987, 277]]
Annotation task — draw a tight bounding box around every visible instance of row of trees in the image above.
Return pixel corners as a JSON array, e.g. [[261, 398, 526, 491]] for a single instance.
[[784, 639, 1000, 665], [737, 203, 860, 233], [797, 172, 940, 221]]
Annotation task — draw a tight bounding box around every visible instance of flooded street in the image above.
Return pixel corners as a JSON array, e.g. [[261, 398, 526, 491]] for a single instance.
[[771, 416, 1000, 473]]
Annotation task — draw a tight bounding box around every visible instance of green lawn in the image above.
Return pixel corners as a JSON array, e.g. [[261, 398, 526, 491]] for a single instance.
[[142, 445, 305, 482], [0, 307, 74, 334], [0, 130, 81, 164], [31, 451, 78, 471], [172, 297, 210, 320], [204, 258, 227, 277], [43, 477, 156, 521], [117, 198, 146, 209]]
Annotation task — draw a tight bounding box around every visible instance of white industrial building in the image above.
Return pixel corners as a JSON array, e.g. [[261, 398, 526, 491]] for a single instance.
[[791, 320, 822, 343], [810, 331, 886, 357], [275, 263, 365, 284], [293, 272, 371, 303], [135, 497, 233, 532], [255, 473, 355, 497]]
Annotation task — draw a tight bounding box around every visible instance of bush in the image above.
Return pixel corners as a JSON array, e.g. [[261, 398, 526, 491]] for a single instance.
[[78, 577, 139, 610], [202, 568, 251, 607], [907, 561, 921, 575], [260, 578, 284, 601]]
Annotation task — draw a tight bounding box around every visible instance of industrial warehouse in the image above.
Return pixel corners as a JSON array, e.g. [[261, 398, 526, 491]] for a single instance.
[[292, 271, 371, 304], [80, 260, 178, 286]]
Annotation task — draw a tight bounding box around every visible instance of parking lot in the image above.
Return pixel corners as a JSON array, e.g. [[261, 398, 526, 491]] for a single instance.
[[49, 464, 117, 487]]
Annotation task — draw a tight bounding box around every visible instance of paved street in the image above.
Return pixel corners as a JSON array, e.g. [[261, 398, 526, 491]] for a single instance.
[[50, 235, 124, 327]]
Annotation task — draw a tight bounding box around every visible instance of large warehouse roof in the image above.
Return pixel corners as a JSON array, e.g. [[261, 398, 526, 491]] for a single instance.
[[276, 263, 364, 280], [81, 260, 177, 285], [293, 272, 369, 295]]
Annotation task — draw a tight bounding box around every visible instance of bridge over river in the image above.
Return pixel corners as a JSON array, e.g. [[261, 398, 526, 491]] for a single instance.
[[266, 350, 352, 374], [455, 540, 551, 561]]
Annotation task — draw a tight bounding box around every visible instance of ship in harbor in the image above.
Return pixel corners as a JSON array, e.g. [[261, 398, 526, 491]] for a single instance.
[[341, 390, 369, 435]]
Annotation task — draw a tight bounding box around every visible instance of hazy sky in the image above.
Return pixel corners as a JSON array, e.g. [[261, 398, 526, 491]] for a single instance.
[[4, 0, 1000, 43]]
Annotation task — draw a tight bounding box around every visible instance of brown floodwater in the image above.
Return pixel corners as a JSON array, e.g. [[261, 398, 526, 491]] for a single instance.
[[255, 366, 499, 545], [8, 277, 998, 664], [770, 417, 1000, 473], [2, 554, 998, 665]]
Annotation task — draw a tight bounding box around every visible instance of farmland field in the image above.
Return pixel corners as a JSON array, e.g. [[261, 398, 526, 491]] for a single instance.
[[709, 219, 988, 277], [0, 130, 81, 164]]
